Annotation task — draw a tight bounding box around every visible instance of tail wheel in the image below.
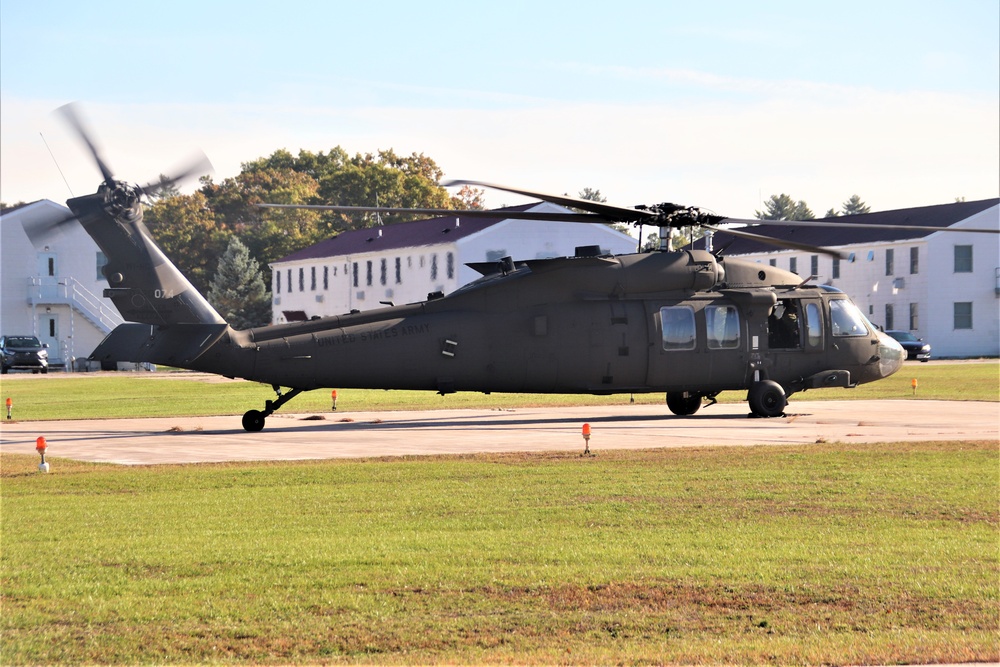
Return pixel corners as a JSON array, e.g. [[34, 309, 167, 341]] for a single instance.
[[666, 392, 702, 416], [242, 409, 266, 432], [748, 380, 786, 418]]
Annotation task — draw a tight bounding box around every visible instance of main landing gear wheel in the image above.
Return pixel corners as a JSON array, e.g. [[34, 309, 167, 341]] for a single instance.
[[748, 380, 786, 418], [666, 392, 702, 416]]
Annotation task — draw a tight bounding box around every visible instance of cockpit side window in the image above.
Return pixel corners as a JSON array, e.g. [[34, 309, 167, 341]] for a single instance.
[[805, 302, 822, 347], [659, 306, 696, 350], [706, 305, 740, 349], [829, 299, 869, 336]]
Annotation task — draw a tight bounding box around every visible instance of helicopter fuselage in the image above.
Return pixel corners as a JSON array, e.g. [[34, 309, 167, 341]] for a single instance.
[[101, 249, 904, 402]]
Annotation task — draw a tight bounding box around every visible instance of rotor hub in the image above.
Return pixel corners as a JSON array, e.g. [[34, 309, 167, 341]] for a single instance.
[[99, 181, 142, 222], [636, 203, 724, 229]]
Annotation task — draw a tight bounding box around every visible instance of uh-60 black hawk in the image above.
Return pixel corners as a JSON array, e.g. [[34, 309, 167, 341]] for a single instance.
[[30, 105, 999, 431]]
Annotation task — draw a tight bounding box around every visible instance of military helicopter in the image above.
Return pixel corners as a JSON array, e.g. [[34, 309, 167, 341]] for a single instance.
[[29, 105, 999, 431]]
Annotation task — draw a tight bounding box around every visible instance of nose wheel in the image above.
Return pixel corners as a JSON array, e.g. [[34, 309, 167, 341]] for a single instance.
[[242, 385, 304, 432]]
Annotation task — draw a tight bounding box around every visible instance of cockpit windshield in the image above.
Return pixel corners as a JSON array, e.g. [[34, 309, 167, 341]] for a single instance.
[[829, 299, 870, 337]]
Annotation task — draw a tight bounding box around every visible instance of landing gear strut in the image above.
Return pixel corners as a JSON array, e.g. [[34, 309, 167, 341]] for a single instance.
[[242, 385, 304, 432]]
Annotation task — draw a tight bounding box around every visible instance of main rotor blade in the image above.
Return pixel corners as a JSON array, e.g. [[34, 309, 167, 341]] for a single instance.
[[258, 203, 609, 223], [138, 151, 214, 197], [705, 224, 846, 259], [57, 103, 116, 186], [443, 179, 658, 222], [724, 217, 1000, 234]]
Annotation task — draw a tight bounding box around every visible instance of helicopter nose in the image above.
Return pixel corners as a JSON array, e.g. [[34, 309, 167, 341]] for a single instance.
[[876, 331, 905, 378]]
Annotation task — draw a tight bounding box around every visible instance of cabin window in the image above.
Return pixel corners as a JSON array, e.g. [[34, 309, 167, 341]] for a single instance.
[[805, 302, 822, 347], [830, 299, 869, 337], [768, 299, 801, 348], [705, 305, 739, 349], [659, 306, 696, 351]]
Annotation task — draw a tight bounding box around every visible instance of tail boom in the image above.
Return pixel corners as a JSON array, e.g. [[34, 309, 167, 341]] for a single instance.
[[68, 185, 224, 327]]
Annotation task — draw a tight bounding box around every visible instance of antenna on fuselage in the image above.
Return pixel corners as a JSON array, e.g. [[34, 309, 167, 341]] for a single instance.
[[787, 274, 818, 291], [40, 132, 74, 197]]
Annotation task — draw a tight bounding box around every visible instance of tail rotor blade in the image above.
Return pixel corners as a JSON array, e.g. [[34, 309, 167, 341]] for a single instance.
[[138, 151, 214, 197], [21, 208, 80, 248], [56, 103, 116, 186]]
